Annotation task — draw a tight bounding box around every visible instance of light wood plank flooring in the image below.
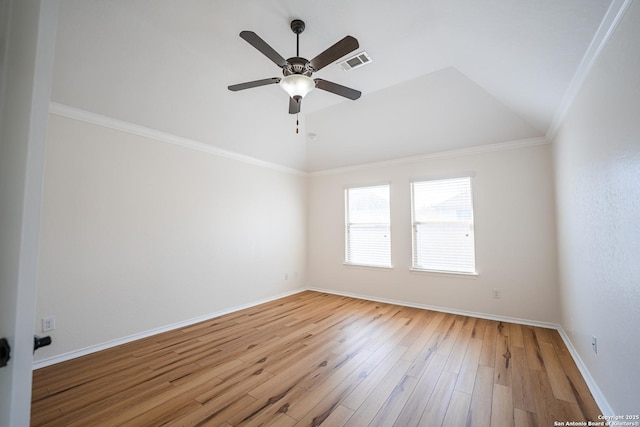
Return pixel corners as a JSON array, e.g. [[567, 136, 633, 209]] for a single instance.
[[31, 291, 601, 426]]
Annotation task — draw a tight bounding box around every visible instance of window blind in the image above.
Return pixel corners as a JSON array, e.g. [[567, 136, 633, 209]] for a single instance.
[[345, 185, 391, 267], [411, 177, 476, 273]]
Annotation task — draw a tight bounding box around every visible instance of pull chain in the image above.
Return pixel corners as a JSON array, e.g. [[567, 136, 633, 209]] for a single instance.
[[296, 113, 299, 134]]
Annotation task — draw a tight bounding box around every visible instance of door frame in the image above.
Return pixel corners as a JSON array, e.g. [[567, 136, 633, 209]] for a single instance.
[[0, 1, 57, 425]]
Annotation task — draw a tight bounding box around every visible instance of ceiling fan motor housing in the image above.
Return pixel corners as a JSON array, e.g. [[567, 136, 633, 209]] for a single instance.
[[284, 57, 313, 76]]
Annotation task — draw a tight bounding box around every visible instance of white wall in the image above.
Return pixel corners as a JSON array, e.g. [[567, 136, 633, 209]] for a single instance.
[[308, 141, 560, 324], [34, 113, 307, 362], [552, 0, 640, 414]]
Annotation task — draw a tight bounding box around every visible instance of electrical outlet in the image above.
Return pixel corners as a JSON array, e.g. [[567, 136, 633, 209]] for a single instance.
[[492, 288, 501, 299], [42, 316, 56, 332], [592, 336, 598, 354]]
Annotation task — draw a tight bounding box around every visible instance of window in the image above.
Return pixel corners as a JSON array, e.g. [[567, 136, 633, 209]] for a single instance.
[[411, 177, 476, 274], [345, 185, 391, 267]]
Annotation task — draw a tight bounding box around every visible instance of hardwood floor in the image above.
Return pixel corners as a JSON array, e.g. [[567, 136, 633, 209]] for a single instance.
[[31, 291, 601, 426]]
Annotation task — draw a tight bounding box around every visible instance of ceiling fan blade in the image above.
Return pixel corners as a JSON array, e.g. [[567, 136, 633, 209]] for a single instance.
[[228, 77, 280, 91], [240, 31, 288, 68], [289, 96, 301, 114], [309, 36, 359, 71], [314, 79, 361, 100]]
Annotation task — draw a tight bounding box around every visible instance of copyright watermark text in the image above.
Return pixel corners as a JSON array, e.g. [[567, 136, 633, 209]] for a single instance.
[[553, 415, 640, 427]]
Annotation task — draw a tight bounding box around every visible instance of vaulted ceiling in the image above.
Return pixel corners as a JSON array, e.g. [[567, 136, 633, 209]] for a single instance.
[[52, 0, 615, 172]]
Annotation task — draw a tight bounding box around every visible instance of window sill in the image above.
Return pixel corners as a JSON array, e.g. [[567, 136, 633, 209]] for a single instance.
[[343, 262, 394, 271], [409, 268, 478, 279]]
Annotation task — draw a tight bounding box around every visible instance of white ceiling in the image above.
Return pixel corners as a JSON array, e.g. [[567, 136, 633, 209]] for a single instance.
[[52, 0, 614, 172]]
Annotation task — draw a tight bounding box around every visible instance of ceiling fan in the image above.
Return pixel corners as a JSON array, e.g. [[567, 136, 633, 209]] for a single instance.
[[228, 19, 362, 114]]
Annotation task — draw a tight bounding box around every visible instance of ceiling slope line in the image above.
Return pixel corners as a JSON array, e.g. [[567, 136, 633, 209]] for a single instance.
[[48, 102, 307, 176], [546, 0, 632, 141], [309, 137, 549, 176]]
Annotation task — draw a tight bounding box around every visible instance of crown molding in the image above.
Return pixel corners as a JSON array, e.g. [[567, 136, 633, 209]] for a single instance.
[[309, 137, 549, 176], [48, 102, 306, 176], [546, 0, 632, 141], [49, 103, 550, 178]]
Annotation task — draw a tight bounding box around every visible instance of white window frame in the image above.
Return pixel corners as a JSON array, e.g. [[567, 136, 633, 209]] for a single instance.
[[411, 176, 477, 275], [344, 184, 392, 268]]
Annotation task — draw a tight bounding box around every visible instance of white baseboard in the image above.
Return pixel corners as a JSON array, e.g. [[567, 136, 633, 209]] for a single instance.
[[308, 286, 613, 416], [556, 327, 614, 416], [33, 285, 613, 417], [32, 287, 307, 370], [307, 286, 559, 329]]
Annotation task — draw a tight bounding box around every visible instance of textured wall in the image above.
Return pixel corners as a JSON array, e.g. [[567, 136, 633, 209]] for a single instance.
[[552, 0, 640, 413]]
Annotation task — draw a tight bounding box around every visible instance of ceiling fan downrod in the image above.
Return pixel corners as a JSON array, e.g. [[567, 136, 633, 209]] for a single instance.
[[290, 20, 306, 135], [290, 19, 305, 57]]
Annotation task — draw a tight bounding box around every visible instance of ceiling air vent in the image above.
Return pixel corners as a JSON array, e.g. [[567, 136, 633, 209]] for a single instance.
[[338, 51, 372, 71]]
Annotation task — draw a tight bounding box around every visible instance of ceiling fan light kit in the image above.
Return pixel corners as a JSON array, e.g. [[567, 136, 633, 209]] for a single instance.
[[279, 74, 315, 99], [228, 19, 362, 115]]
